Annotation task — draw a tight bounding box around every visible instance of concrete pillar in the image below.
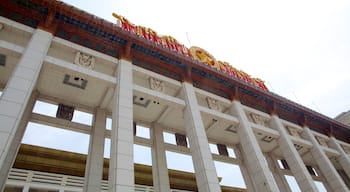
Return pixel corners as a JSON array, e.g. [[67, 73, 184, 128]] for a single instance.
[[83, 108, 107, 192], [22, 184, 30, 192], [108, 59, 134, 192], [151, 124, 171, 192], [234, 146, 256, 192], [0, 29, 52, 191], [270, 115, 318, 192], [265, 153, 292, 192], [230, 101, 280, 192], [302, 127, 348, 191], [181, 82, 222, 192], [329, 137, 350, 179]]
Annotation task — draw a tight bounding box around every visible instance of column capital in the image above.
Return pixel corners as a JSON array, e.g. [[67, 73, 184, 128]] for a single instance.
[[268, 100, 277, 116], [38, 9, 58, 34], [182, 65, 193, 83], [229, 86, 240, 102], [119, 41, 132, 62], [298, 113, 307, 127], [327, 124, 334, 137]]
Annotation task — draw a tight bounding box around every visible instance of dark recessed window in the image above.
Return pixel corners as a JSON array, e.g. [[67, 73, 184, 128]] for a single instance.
[[0, 54, 6, 66]]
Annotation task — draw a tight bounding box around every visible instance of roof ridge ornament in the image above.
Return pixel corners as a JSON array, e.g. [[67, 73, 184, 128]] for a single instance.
[[112, 13, 268, 91]]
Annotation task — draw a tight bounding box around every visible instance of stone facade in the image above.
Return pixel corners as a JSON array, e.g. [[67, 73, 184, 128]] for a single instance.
[[0, 1, 349, 192]]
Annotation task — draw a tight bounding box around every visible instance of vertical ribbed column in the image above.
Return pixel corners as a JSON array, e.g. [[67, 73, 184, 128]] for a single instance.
[[265, 153, 292, 192], [234, 146, 256, 192], [230, 101, 279, 192], [151, 124, 171, 192], [270, 115, 318, 192], [22, 184, 30, 192], [84, 108, 107, 192], [181, 82, 221, 192], [0, 29, 52, 191], [329, 137, 350, 180], [109, 59, 134, 192], [302, 128, 348, 192]]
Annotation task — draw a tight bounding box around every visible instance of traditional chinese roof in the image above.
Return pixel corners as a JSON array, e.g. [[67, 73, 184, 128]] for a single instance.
[[1, 0, 349, 143]]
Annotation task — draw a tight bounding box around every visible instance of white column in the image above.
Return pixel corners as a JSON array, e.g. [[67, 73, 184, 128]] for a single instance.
[[265, 153, 292, 192], [302, 127, 348, 192], [270, 115, 318, 192], [234, 146, 256, 192], [108, 59, 134, 192], [0, 29, 52, 191], [83, 108, 107, 192], [151, 124, 171, 192], [22, 184, 30, 192], [329, 137, 350, 179], [181, 82, 222, 192], [230, 101, 279, 192]]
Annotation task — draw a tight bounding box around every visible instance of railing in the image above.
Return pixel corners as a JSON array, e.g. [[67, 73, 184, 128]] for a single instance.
[[6, 168, 192, 192]]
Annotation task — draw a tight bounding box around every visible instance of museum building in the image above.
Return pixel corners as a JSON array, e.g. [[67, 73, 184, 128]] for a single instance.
[[0, 0, 350, 191]]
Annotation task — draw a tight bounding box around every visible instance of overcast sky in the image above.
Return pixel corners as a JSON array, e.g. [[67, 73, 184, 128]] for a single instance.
[[61, 0, 350, 118]]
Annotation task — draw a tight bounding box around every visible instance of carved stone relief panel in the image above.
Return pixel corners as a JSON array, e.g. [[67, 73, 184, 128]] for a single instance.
[[316, 136, 328, 147], [294, 143, 303, 151], [287, 126, 300, 138], [342, 145, 350, 154], [206, 97, 221, 111], [250, 113, 267, 127], [74, 51, 95, 69], [149, 77, 164, 92]]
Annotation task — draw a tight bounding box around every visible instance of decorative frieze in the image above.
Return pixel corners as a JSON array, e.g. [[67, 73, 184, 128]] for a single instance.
[[74, 51, 95, 69], [149, 77, 164, 92], [316, 136, 328, 147], [56, 104, 74, 121], [206, 97, 220, 111], [250, 113, 267, 126], [342, 145, 350, 154], [287, 126, 300, 138]]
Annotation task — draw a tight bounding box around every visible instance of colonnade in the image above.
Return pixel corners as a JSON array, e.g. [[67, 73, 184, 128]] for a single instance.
[[1, 27, 350, 192]]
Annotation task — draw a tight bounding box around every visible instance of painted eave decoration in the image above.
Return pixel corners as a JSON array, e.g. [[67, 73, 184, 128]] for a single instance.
[[112, 13, 268, 91]]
